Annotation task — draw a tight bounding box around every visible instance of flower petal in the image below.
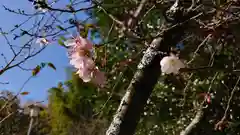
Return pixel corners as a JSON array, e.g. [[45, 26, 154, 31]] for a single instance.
[[77, 69, 92, 82], [64, 39, 76, 47], [76, 37, 93, 50], [160, 56, 171, 67], [70, 56, 95, 70]]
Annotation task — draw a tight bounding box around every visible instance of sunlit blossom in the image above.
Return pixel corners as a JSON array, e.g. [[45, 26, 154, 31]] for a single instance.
[[64, 36, 93, 51], [160, 54, 185, 74], [36, 38, 49, 47], [66, 36, 106, 86], [38, 7, 48, 12], [76, 68, 92, 82], [70, 55, 95, 70], [71, 56, 94, 82]]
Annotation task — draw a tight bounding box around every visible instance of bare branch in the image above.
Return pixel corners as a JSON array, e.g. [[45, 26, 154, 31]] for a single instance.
[[0, 81, 9, 85], [0, 76, 33, 113], [127, 0, 148, 28], [215, 76, 240, 130], [180, 72, 219, 135], [0, 111, 16, 124], [180, 109, 203, 135], [46, 4, 97, 13], [187, 34, 212, 64], [0, 28, 16, 55]]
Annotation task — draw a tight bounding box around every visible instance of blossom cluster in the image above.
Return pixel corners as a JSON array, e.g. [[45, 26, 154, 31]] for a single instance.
[[64, 36, 106, 86]]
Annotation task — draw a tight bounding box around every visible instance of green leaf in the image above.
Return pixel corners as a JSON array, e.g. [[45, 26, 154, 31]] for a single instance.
[[80, 24, 93, 38], [56, 25, 65, 31], [80, 31, 88, 38], [32, 65, 41, 76], [40, 63, 46, 68], [59, 36, 67, 41], [48, 63, 56, 70], [90, 29, 99, 40], [58, 39, 66, 47], [20, 91, 29, 95], [85, 24, 95, 28]]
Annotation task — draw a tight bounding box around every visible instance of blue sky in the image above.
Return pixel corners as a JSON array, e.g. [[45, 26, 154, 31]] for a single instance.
[[0, 0, 90, 104]]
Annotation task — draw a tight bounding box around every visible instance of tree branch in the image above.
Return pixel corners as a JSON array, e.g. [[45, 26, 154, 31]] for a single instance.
[[127, 0, 148, 28], [180, 109, 204, 135], [215, 76, 240, 130], [0, 111, 16, 124], [45, 4, 98, 13], [180, 72, 219, 135]]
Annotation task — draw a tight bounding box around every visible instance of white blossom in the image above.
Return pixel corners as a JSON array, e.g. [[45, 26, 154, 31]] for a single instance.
[[38, 7, 48, 13], [36, 38, 49, 47], [160, 54, 185, 74]]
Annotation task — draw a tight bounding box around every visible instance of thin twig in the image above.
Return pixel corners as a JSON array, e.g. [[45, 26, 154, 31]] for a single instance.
[[0, 28, 16, 55], [93, 71, 124, 117], [0, 111, 16, 124], [0, 81, 9, 85], [215, 76, 240, 130], [180, 109, 203, 135], [187, 34, 212, 64], [138, 5, 156, 24], [127, 0, 148, 28], [180, 73, 194, 106], [97, 5, 124, 26], [180, 72, 219, 135], [46, 4, 97, 13], [0, 76, 33, 113], [223, 76, 240, 118]]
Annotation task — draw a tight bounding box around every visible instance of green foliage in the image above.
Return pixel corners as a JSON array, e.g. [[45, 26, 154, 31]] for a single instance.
[[56, 25, 66, 31], [48, 73, 109, 135], [0, 90, 49, 135], [58, 39, 65, 47], [32, 65, 41, 76], [32, 62, 57, 76], [48, 63, 56, 70]]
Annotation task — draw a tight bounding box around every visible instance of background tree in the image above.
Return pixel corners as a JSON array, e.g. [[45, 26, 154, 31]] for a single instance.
[[48, 73, 109, 135], [0, 90, 49, 135]]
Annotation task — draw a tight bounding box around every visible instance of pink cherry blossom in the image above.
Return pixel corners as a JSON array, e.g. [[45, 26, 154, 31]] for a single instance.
[[64, 36, 93, 51], [76, 68, 92, 82], [69, 55, 106, 85], [66, 35, 106, 86], [70, 55, 95, 71]]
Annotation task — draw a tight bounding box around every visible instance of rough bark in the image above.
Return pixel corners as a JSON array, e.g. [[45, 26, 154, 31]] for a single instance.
[[106, 5, 198, 135]]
